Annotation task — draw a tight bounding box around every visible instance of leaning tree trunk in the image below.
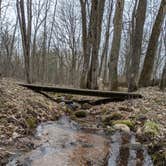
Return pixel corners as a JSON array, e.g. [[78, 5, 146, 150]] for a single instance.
[[128, 0, 147, 92], [160, 60, 166, 90], [139, 0, 166, 87], [109, 0, 124, 91]]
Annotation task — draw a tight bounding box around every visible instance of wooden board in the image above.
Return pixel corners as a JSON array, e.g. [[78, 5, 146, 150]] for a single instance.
[[18, 83, 142, 100]]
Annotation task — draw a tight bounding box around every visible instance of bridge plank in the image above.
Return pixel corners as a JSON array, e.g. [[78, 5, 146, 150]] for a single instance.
[[18, 83, 142, 100]]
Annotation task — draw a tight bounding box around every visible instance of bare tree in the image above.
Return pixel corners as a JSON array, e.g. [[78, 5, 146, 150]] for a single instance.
[[98, 0, 113, 79], [87, 0, 106, 89], [128, 0, 147, 91], [80, 0, 106, 89], [139, 0, 166, 87], [109, 0, 124, 90], [47, 0, 57, 54], [160, 59, 166, 90], [41, 0, 50, 82], [79, 0, 89, 88], [124, 0, 138, 83], [31, 1, 45, 82], [160, 19, 166, 90], [16, 0, 32, 83], [0, 0, 1, 17]]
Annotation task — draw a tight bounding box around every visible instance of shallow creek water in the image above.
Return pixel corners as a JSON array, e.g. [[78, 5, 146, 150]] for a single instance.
[[7, 117, 153, 166]]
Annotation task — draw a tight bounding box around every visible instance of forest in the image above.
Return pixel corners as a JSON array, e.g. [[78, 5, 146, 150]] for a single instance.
[[0, 0, 166, 166], [0, 0, 165, 91]]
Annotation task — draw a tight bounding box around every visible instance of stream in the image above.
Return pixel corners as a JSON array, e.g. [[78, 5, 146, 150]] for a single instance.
[[7, 116, 153, 166]]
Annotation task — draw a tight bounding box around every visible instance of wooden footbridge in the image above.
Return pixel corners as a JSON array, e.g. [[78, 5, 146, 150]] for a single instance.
[[18, 83, 142, 102]]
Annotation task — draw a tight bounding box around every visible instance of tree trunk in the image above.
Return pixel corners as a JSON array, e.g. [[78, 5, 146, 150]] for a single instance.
[[41, 0, 49, 83], [79, 0, 90, 89], [87, 0, 106, 89], [109, 0, 124, 91], [99, 0, 113, 78], [128, 0, 147, 92], [16, 0, 32, 83], [139, 0, 166, 87], [160, 60, 166, 90], [0, 0, 2, 17], [47, 0, 57, 54]]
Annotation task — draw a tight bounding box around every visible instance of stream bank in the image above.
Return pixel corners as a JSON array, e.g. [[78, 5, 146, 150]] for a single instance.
[[0, 79, 166, 165]]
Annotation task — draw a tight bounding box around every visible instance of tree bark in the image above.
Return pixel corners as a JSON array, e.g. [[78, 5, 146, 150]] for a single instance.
[[79, 0, 90, 89], [125, 0, 138, 83], [128, 0, 147, 92], [99, 0, 113, 78], [42, 1, 49, 82], [16, 0, 32, 83], [139, 0, 166, 87], [87, 0, 106, 89], [109, 0, 124, 91], [160, 60, 166, 90], [80, 0, 105, 89], [0, 0, 2, 17]]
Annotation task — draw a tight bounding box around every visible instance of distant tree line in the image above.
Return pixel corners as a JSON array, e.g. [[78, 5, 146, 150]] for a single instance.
[[0, 0, 166, 91]]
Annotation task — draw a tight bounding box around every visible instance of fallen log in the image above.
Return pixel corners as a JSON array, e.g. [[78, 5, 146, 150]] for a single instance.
[[18, 83, 142, 100]]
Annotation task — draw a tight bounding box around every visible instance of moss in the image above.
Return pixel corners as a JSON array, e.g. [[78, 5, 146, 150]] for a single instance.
[[152, 152, 166, 165], [148, 142, 166, 165], [26, 117, 37, 129], [112, 120, 134, 129], [143, 121, 160, 137], [102, 112, 123, 125], [75, 110, 87, 118], [106, 127, 115, 135]]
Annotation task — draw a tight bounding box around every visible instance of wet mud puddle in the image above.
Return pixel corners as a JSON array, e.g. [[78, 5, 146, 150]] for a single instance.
[[7, 117, 153, 166]]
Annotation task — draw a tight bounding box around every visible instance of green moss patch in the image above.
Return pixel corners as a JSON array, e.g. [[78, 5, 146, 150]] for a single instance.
[[26, 117, 37, 129], [102, 112, 123, 125], [75, 110, 87, 118], [112, 120, 134, 129], [143, 121, 160, 137]]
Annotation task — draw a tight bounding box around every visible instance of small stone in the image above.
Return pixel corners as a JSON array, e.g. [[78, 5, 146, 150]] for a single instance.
[[136, 127, 142, 137], [112, 120, 134, 129], [113, 124, 130, 134], [59, 102, 66, 106], [136, 115, 147, 122], [119, 106, 134, 112], [12, 132, 20, 139], [81, 103, 92, 109]]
